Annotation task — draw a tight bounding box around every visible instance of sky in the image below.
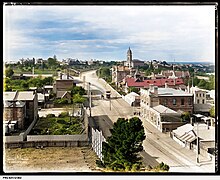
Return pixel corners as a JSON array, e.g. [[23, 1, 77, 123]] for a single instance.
[[3, 5, 216, 63]]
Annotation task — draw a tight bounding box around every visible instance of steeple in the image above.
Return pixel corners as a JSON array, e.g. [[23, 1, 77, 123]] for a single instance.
[[127, 47, 132, 68]]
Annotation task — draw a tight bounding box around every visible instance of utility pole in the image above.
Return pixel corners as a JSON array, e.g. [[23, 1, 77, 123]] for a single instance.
[[88, 82, 92, 117], [196, 122, 200, 164]]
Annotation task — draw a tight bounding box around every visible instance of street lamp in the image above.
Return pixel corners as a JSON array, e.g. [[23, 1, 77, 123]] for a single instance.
[[196, 122, 200, 164], [88, 82, 92, 117]]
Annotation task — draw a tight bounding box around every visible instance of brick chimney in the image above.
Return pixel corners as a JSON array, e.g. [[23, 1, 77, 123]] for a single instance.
[[153, 86, 158, 96], [165, 83, 168, 88]]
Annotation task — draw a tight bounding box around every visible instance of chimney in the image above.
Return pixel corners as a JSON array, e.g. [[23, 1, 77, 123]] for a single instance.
[[149, 84, 154, 91], [165, 83, 168, 88]]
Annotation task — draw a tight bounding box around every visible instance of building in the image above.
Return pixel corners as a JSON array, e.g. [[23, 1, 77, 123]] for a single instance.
[[125, 77, 186, 92], [161, 69, 190, 79], [111, 65, 135, 86], [171, 123, 215, 159], [3, 91, 38, 129], [190, 86, 213, 116], [53, 72, 75, 97], [4, 101, 26, 129], [140, 85, 194, 114], [56, 91, 72, 103], [123, 92, 140, 106], [124, 47, 145, 68]]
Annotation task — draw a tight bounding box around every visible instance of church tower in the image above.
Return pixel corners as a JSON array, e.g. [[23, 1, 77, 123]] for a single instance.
[[127, 47, 132, 68]]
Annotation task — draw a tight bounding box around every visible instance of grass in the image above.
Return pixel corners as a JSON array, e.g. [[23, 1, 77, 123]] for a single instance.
[[13, 68, 57, 75], [4, 147, 99, 172], [30, 116, 83, 135]]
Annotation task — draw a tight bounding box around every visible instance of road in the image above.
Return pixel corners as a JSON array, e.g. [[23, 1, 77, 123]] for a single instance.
[[76, 70, 215, 173]]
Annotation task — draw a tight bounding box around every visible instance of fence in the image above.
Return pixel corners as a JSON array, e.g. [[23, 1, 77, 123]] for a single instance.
[[91, 128, 106, 161]]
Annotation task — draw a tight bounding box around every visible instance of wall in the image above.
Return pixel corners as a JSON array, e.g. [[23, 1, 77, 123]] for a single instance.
[[159, 96, 193, 114]]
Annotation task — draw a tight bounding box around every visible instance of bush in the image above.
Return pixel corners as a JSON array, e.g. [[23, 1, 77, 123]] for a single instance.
[[131, 163, 141, 172], [156, 162, 170, 171], [58, 112, 69, 118], [57, 119, 68, 125], [96, 160, 105, 168], [46, 114, 56, 118]]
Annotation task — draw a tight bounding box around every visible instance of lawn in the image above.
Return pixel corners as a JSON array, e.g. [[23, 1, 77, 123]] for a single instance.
[[30, 115, 83, 135]]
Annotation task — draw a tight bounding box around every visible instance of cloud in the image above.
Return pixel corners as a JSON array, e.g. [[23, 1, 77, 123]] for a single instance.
[[3, 5, 215, 62]]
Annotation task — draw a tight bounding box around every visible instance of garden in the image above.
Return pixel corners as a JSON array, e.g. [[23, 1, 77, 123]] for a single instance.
[[29, 112, 84, 135]]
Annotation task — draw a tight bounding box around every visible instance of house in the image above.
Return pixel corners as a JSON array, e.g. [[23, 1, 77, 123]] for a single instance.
[[4, 101, 26, 129], [140, 96, 182, 132], [53, 72, 75, 96], [125, 77, 186, 92], [171, 123, 215, 159], [56, 91, 72, 103], [123, 92, 140, 107], [190, 86, 213, 116], [3, 91, 38, 129], [140, 85, 194, 114], [111, 65, 135, 86]]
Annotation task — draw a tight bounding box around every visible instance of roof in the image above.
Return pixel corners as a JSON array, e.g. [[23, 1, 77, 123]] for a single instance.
[[56, 91, 71, 98], [3, 92, 17, 101], [153, 105, 178, 114], [194, 104, 212, 112], [157, 88, 193, 97], [125, 92, 140, 97], [173, 124, 194, 137], [126, 77, 184, 88], [44, 85, 53, 89], [4, 100, 25, 108], [16, 91, 35, 100], [3, 91, 35, 101], [193, 124, 215, 141]]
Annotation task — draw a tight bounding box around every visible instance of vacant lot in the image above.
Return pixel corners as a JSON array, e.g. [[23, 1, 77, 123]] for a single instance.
[[4, 147, 99, 172], [29, 115, 83, 135]]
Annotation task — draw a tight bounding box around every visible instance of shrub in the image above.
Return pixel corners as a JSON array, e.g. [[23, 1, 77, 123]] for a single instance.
[[96, 160, 105, 168], [57, 119, 68, 125], [46, 114, 56, 118], [131, 163, 141, 172], [58, 112, 69, 118]]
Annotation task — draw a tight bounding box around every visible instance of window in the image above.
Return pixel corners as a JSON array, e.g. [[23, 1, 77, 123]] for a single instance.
[[202, 99, 205, 104], [173, 98, 176, 105], [203, 93, 205, 97], [181, 98, 184, 105], [188, 98, 192, 105], [196, 94, 198, 97], [197, 99, 200, 104], [200, 93, 202, 97], [164, 99, 167, 106]]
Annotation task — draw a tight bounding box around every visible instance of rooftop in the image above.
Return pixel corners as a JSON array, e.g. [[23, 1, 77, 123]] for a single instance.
[[153, 105, 178, 114], [3, 91, 35, 101], [157, 87, 193, 97], [126, 77, 184, 88]]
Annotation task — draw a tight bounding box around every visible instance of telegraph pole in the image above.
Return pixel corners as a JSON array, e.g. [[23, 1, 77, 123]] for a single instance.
[[88, 82, 92, 117], [196, 122, 200, 164]]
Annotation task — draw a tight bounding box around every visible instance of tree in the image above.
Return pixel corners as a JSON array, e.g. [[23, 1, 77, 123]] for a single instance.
[[102, 117, 146, 171], [210, 106, 215, 118], [72, 93, 86, 104], [5, 68, 14, 78], [128, 87, 139, 94], [181, 112, 190, 122], [47, 57, 58, 68]]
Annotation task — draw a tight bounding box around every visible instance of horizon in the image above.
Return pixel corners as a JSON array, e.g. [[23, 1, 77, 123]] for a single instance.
[[4, 5, 215, 63]]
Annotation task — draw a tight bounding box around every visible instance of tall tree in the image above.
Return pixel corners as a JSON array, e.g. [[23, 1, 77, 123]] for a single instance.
[[102, 117, 146, 171], [5, 68, 14, 78]]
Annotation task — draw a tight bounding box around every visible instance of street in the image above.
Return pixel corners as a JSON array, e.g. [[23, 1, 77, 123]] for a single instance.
[[76, 70, 215, 173]]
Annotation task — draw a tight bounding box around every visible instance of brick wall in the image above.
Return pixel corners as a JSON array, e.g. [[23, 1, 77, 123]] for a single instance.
[[159, 96, 193, 114]]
